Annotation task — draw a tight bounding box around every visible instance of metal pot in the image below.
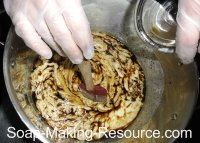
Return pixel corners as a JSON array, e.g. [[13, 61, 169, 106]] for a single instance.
[[3, 0, 198, 142]]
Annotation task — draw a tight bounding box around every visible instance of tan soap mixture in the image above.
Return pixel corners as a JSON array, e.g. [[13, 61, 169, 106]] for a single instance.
[[31, 32, 145, 141]]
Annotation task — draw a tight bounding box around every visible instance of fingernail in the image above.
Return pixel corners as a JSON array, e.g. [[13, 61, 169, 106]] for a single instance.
[[71, 58, 83, 64], [83, 46, 94, 59], [59, 52, 66, 57], [181, 58, 193, 64], [39, 48, 53, 59]]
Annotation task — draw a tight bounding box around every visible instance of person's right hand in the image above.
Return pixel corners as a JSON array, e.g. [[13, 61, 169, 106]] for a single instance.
[[3, 0, 94, 64], [176, 0, 200, 64]]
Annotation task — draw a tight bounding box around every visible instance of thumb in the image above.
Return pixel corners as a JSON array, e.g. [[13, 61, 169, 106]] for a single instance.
[[175, 1, 199, 64]]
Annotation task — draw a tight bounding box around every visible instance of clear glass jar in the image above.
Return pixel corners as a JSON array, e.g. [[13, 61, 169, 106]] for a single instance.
[[135, 0, 178, 53]]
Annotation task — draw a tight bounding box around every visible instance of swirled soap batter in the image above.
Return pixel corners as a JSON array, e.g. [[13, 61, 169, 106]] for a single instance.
[[31, 32, 145, 141]]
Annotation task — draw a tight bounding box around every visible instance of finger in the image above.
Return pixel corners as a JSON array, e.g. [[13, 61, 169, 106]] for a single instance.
[[36, 20, 66, 57], [22, 0, 65, 57], [13, 13, 52, 59], [176, 13, 199, 64], [44, 1, 83, 64], [56, 0, 94, 60]]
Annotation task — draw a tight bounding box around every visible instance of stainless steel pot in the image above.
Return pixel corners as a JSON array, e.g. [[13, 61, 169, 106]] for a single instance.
[[3, 0, 199, 142]]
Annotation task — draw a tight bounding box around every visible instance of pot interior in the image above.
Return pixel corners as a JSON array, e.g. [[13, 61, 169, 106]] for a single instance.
[[3, 0, 198, 143]]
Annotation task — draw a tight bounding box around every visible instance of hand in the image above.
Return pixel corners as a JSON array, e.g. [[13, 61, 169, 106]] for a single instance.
[[176, 0, 200, 64], [3, 0, 94, 64]]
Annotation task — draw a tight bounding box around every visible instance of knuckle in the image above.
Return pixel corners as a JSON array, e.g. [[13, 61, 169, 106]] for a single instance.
[[53, 29, 69, 39], [53, 32, 71, 45]]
